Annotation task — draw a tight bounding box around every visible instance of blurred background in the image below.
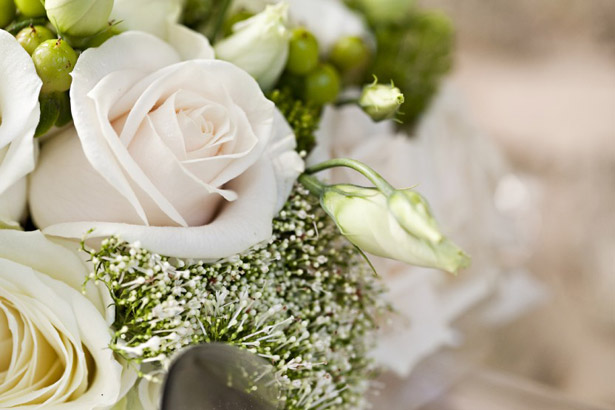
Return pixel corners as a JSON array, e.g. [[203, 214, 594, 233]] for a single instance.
[[375, 0, 615, 408]]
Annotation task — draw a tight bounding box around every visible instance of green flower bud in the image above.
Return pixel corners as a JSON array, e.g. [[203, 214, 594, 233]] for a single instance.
[[0, 0, 16, 28], [45, 0, 114, 37], [32, 38, 77, 93], [359, 80, 404, 121], [321, 184, 469, 274], [14, 0, 45, 18], [215, 3, 290, 91], [16, 25, 55, 55]]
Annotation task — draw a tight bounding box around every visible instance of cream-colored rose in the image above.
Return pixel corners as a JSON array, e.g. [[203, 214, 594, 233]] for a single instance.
[[30, 31, 303, 259], [0, 30, 41, 227], [0, 230, 123, 408]]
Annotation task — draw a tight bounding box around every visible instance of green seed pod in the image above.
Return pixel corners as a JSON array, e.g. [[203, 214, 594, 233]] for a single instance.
[[32, 38, 78, 93], [15, 25, 55, 55], [0, 0, 16, 28], [14, 0, 46, 18]]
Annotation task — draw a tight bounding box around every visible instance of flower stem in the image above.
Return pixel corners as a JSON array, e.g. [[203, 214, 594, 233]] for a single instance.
[[298, 174, 326, 197], [306, 158, 395, 196], [212, 0, 232, 39]]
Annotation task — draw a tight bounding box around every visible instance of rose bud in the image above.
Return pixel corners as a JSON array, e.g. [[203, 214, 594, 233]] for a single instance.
[[215, 2, 290, 91], [359, 80, 405, 122], [45, 0, 114, 37], [320, 183, 470, 274]]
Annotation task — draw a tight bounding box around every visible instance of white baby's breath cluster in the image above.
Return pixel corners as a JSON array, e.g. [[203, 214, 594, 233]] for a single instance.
[[84, 185, 386, 410]]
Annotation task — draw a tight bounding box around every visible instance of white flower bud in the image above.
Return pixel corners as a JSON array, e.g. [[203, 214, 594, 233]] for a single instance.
[[46, 0, 114, 37], [215, 2, 290, 91], [359, 81, 405, 122], [321, 184, 470, 274]]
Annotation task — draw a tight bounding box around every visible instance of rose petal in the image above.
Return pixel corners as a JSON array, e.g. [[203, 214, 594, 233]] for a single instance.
[[43, 159, 278, 259], [128, 117, 223, 226], [71, 32, 183, 225], [0, 230, 111, 324], [167, 23, 215, 60], [0, 30, 41, 195], [0, 175, 27, 226], [0, 259, 121, 407], [112, 0, 182, 39], [268, 110, 304, 211], [30, 128, 144, 227]]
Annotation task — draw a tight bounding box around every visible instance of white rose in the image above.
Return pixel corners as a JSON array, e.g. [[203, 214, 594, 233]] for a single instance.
[[0, 30, 42, 226], [313, 85, 526, 375], [0, 230, 123, 408], [30, 31, 303, 259]]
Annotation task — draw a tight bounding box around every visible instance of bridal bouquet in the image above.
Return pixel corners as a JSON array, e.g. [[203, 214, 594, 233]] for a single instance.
[[0, 0, 469, 408]]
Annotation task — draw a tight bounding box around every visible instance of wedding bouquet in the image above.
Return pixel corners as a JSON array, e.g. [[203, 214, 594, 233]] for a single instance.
[[0, 0, 472, 408]]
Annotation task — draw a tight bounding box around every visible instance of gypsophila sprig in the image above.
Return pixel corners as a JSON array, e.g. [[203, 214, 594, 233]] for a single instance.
[[83, 185, 386, 410]]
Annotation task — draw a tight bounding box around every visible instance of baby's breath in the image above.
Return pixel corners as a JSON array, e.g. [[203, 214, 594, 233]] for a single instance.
[[84, 185, 386, 409]]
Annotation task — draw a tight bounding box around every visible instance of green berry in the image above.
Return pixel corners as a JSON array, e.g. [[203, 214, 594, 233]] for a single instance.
[[15, 25, 55, 55], [330, 36, 370, 73], [14, 0, 45, 17], [0, 0, 16, 28], [32, 38, 78, 93], [286, 28, 319, 76], [304, 63, 341, 105]]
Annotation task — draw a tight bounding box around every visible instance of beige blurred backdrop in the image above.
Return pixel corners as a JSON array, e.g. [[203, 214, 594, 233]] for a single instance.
[[417, 0, 615, 407]]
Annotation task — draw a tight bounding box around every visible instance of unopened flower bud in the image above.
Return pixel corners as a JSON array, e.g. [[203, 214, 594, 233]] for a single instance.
[[45, 0, 114, 37], [359, 81, 404, 122], [321, 184, 469, 274], [215, 2, 289, 91]]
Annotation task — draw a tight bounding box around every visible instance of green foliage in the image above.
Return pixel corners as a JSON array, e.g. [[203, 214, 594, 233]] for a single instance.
[[181, 0, 214, 29], [349, 1, 455, 129], [84, 185, 386, 410], [268, 87, 322, 155]]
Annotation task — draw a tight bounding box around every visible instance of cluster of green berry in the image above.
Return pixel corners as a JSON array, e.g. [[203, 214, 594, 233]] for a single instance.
[[84, 184, 387, 409], [281, 27, 370, 106], [2, 0, 117, 135]]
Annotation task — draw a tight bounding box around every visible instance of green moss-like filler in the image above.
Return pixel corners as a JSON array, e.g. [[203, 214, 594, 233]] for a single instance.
[[84, 185, 385, 409], [268, 88, 322, 155], [351, 5, 455, 129]]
